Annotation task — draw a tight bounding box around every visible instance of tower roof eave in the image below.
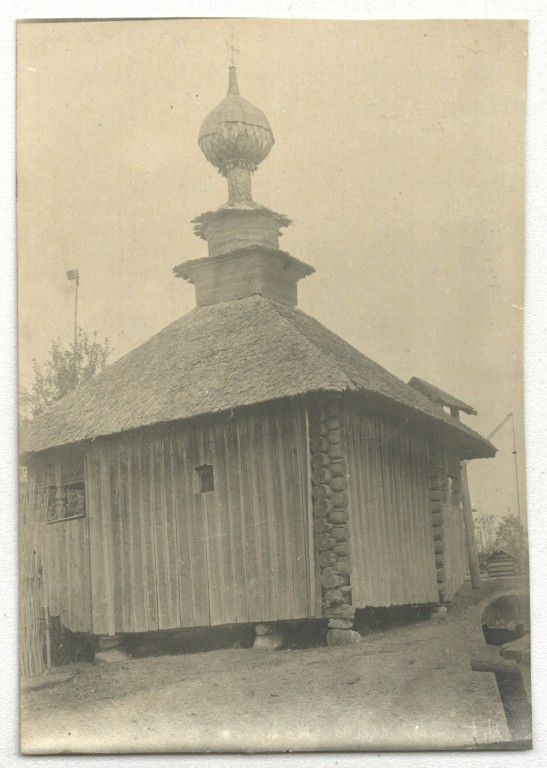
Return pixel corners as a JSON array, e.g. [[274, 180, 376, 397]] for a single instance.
[[191, 206, 292, 241]]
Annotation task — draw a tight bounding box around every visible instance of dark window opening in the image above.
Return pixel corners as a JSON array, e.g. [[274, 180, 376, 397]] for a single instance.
[[195, 464, 214, 493], [47, 481, 86, 522]]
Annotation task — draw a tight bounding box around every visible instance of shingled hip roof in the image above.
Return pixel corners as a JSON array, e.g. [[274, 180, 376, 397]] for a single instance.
[[21, 295, 495, 458]]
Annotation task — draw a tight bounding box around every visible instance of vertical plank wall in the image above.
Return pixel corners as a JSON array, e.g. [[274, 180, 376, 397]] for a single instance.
[[342, 405, 439, 607], [442, 505, 468, 601], [86, 401, 312, 635], [27, 460, 92, 635]]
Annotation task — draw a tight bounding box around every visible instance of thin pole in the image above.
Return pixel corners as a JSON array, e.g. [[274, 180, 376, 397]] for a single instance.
[[486, 412, 512, 442], [74, 276, 79, 350], [511, 413, 523, 528], [73, 275, 80, 388]]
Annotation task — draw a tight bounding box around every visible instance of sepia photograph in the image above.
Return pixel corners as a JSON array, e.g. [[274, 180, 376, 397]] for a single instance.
[[16, 15, 530, 754]]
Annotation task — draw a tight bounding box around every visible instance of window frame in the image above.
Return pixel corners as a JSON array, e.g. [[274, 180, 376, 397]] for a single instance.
[[45, 478, 87, 524], [194, 463, 215, 494]]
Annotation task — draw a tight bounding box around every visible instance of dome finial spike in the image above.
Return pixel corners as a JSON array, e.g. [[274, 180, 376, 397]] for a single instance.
[[227, 65, 240, 96]]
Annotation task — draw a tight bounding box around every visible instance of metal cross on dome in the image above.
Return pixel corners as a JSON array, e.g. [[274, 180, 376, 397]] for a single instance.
[[225, 29, 240, 67]]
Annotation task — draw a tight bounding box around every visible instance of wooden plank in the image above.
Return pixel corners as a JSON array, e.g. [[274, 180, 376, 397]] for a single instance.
[[109, 445, 123, 633], [41, 515, 56, 617], [124, 440, 137, 633], [162, 433, 181, 629], [52, 521, 62, 619], [344, 407, 364, 606], [86, 445, 107, 635], [461, 461, 481, 588], [218, 419, 240, 626], [344, 407, 389, 607], [305, 405, 320, 617], [203, 420, 234, 626], [410, 432, 438, 603], [408, 433, 422, 602], [232, 422, 254, 623], [342, 406, 438, 608], [375, 417, 393, 606], [172, 432, 202, 626], [53, 460, 69, 629], [260, 413, 281, 620], [241, 415, 265, 622], [394, 429, 409, 604], [198, 424, 224, 626], [443, 503, 469, 601], [81, 467, 93, 633], [379, 422, 401, 605], [297, 406, 315, 618], [138, 439, 159, 631], [127, 438, 148, 632], [99, 445, 116, 636], [118, 445, 134, 632], [421, 436, 440, 600], [233, 420, 254, 623], [151, 436, 169, 629], [68, 514, 78, 630], [415, 433, 433, 599], [63, 506, 73, 629], [67, 519, 78, 631], [221, 420, 249, 624], [274, 406, 300, 619], [249, 411, 274, 620], [187, 428, 211, 626]]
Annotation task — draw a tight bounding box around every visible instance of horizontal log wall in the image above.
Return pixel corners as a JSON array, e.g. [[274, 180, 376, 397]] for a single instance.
[[486, 554, 520, 577], [342, 405, 439, 607], [308, 399, 354, 620], [84, 402, 312, 635]]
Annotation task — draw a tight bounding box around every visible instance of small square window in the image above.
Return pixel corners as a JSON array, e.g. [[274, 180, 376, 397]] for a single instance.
[[46, 481, 86, 522], [195, 464, 214, 493]]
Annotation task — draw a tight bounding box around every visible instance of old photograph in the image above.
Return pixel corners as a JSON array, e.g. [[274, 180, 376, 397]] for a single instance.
[[17, 17, 529, 753]]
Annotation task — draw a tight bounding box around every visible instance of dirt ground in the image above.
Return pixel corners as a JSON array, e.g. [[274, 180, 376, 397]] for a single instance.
[[21, 581, 527, 754]]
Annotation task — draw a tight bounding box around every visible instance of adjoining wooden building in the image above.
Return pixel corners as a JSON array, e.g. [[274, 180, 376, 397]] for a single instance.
[[482, 549, 522, 579], [20, 67, 495, 641]]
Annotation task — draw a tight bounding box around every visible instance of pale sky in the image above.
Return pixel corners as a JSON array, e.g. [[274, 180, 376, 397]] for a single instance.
[[17, 18, 527, 525]]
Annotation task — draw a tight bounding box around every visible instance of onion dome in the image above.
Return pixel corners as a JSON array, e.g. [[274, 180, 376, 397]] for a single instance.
[[198, 67, 274, 177], [191, 64, 291, 257]]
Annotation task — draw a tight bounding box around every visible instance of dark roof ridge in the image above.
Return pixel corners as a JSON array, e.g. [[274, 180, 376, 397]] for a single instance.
[[251, 295, 356, 390], [271, 300, 389, 389], [266, 296, 426, 399]]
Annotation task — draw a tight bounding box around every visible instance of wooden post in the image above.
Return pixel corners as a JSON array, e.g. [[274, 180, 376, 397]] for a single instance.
[[460, 461, 481, 589], [54, 460, 65, 520]]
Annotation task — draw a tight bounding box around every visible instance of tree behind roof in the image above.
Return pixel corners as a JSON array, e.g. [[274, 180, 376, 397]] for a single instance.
[[22, 328, 110, 418]]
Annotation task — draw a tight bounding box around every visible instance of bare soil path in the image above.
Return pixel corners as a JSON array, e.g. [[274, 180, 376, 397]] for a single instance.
[[21, 583, 518, 754]]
